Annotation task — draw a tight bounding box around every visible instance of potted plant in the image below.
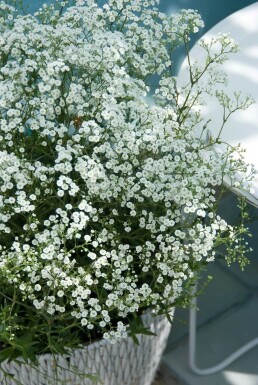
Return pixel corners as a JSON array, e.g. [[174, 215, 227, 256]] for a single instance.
[[0, 0, 254, 384]]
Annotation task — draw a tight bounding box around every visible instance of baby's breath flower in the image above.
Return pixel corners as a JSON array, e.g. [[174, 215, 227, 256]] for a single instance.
[[0, 0, 252, 350]]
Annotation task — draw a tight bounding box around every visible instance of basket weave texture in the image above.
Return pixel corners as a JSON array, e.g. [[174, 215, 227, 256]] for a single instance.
[[0, 310, 173, 385]]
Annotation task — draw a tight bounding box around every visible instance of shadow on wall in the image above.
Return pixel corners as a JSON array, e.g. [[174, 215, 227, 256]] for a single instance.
[[158, 0, 257, 73]]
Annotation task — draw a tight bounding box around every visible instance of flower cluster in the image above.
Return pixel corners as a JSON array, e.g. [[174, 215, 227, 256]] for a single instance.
[[0, 0, 253, 351]]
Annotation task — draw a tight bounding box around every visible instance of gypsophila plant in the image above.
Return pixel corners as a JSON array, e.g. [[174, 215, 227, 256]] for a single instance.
[[0, 0, 255, 370]]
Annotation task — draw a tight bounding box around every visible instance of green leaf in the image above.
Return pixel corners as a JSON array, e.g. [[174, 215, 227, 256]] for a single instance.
[[129, 333, 140, 346], [128, 314, 157, 345], [20, 345, 37, 364], [0, 347, 21, 364]]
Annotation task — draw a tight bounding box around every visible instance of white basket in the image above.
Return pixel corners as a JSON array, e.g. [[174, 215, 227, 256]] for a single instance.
[[0, 310, 173, 385]]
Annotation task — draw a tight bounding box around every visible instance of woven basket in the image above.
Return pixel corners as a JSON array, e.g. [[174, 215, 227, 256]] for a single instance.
[[0, 310, 173, 385]]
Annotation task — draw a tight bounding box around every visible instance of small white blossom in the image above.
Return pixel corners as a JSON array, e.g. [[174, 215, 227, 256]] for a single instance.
[[0, 0, 252, 346]]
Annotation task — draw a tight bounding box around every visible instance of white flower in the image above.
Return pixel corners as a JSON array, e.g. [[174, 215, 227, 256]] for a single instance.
[[0, 0, 252, 345]]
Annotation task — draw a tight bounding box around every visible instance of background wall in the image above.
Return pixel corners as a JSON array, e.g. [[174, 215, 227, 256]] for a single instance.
[[158, 0, 257, 73]]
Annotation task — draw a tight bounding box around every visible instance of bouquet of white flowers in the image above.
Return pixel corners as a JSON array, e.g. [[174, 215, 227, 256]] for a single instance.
[[0, 0, 254, 383]]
